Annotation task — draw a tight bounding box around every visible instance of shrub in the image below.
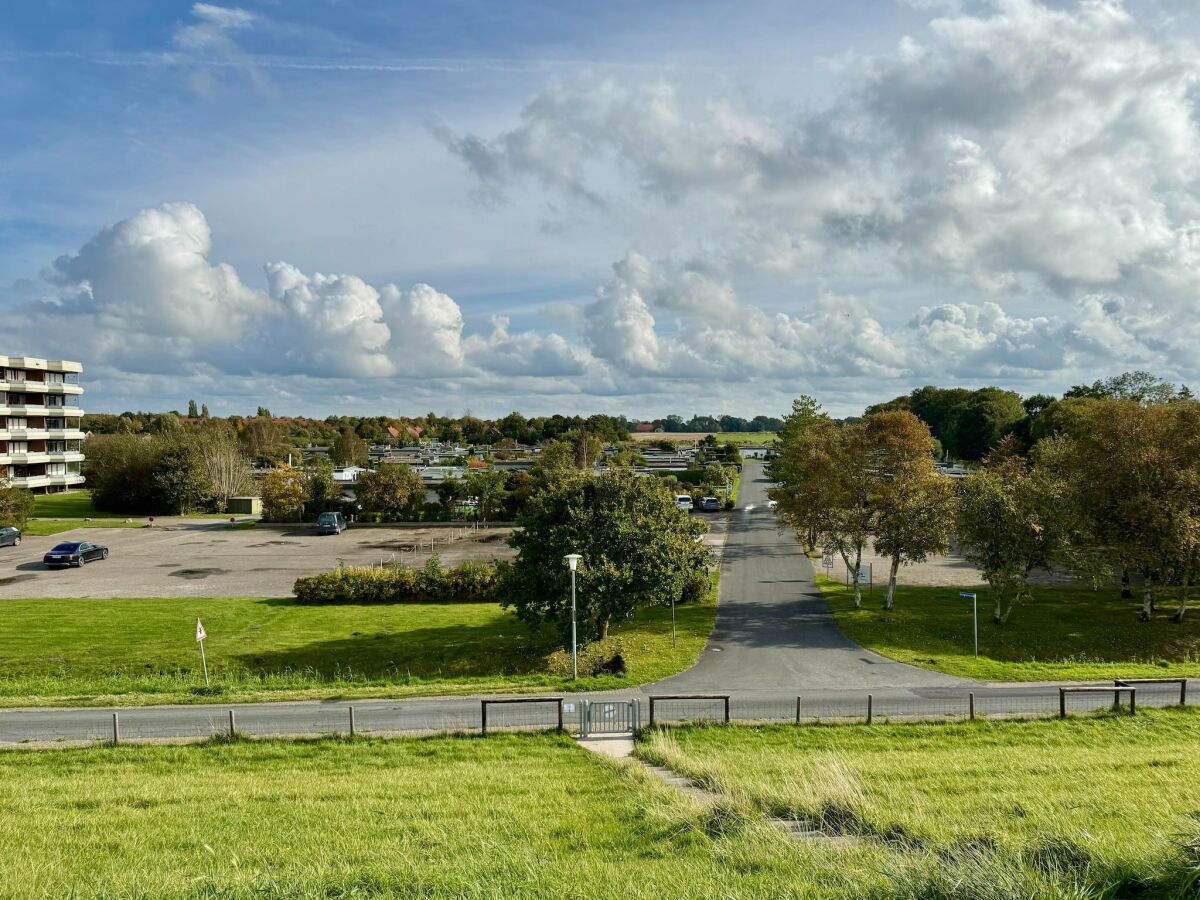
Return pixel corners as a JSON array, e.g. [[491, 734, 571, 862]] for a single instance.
[[681, 570, 712, 604], [294, 557, 498, 603], [546, 638, 628, 677]]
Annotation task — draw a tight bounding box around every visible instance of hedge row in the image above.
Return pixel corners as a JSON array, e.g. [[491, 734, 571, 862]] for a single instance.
[[293, 559, 498, 604]]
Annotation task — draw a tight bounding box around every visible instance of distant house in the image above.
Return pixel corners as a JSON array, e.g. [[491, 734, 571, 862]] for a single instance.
[[387, 425, 401, 440], [634, 422, 663, 433]]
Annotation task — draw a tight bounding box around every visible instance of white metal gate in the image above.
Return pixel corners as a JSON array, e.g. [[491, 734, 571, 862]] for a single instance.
[[579, 698, 641, 736]]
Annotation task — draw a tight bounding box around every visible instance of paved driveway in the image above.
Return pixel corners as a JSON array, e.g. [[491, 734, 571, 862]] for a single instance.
[[650, 460, 970, 696], [0, 523, 514, 599]]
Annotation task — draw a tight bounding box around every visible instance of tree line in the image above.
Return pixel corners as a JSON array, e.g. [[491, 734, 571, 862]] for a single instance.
[[770, 389, 1200, 624]]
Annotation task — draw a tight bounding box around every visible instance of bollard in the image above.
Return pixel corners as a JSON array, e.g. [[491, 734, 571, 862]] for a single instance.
[[228, 709, 236, 737], [969, 692, 975, 721], [1059, 689, 1067, 719], [795, 696, 802, 725], [349, 706, 356, 737], [112, 712, 120, 745], [866, 694, 873, 725]]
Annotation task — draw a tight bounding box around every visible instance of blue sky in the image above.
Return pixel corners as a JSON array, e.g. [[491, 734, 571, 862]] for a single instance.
[[4, 1, 1200, 418]]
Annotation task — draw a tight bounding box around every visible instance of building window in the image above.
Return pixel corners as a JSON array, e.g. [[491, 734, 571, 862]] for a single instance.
[[7, 418, 26, 430], [46, 395, 63, 408], [45, 372, 63, 384], [46, 418, 65, 430], [47, 462, 66, 476], [47, 440, 65, 453], [5, 370, 25, 382], [7, 441, 28, 454]]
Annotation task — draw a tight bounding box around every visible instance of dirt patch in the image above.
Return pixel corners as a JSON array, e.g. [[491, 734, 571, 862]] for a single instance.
[[168, 568, 230, 580]]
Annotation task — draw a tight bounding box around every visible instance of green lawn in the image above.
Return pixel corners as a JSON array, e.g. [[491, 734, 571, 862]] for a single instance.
[[638, 709, 1200, 898], [819, 575, 1200, 681], [30, 489, 126, 519], [0, 733, 829, 899], [0, 578, 718, 706], [20, 519, 147, 537]]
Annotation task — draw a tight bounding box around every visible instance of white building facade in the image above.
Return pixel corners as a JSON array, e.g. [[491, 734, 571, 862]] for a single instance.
[[0, 355, 85, 493]]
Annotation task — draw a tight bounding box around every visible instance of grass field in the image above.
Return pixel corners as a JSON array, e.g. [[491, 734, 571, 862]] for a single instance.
[[0, 733, 831, 899], [30, 490, 123, 519], [819, 575, 1200, 681], [0, 577, 718, 706], [639, 709, 1200, 898]]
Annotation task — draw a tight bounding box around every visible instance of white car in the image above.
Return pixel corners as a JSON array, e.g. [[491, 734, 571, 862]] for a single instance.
[[676, 495, 694, 512]]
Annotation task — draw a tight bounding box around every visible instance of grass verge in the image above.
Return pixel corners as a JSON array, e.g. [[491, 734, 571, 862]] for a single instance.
[[637, 708, 1200, 899], [0, 575, 718, 707], [818, 575, 1200, 681]]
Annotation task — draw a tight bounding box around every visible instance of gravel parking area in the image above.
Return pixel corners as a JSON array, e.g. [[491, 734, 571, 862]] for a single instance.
[[0, 523, 516, 599]]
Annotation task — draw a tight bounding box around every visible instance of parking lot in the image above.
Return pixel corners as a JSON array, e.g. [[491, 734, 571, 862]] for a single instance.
[[0, 523, 517, 599]]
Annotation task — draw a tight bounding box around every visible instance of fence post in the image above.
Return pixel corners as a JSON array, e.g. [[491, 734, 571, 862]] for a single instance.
[[348, 706, 355, 737], [795, 696, 802, 725], [228, 709, 236, 737], [112, 712, 119, 745], [1059, 688, 1066, 719], [1129, 688, 1136, 717], [557, 699, 564, 734], [579, 700, 589, 738], [1182, 680, 1188, 707], [723, 696, 730, 724], [968, 692, 975, 721], [649, 697, 656, 727], [866, 694, 873, 725], [481, 701, 487, 735]]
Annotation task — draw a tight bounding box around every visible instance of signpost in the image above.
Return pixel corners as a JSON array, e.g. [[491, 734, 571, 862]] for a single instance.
[[196, 618, 210, 687], [959, 592, 979, 658]]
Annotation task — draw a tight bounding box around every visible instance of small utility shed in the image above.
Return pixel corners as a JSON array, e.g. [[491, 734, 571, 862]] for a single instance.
[[228, 496, 262, 515]]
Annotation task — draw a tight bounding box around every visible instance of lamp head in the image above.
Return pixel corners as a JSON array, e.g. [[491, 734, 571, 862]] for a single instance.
[[564, 553, 582, 572]]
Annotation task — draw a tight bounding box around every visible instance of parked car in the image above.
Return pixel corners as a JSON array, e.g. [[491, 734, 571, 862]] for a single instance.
[[43, 541, 109, 568], [0, 526, 20, 547], [700, 496, 721, 512], [767, 499, 778, 510], [316, 511, 348, 535], [676, 495, 694, 512]]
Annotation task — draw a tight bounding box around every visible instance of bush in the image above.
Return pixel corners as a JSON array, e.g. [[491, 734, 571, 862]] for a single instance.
[[681, 570, 712, 604], [546, 638, 628, 677], [294, 557, 498, 604]]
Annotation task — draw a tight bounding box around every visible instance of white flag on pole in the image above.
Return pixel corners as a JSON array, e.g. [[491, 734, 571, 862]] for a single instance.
[[196, 618, 206, 642]]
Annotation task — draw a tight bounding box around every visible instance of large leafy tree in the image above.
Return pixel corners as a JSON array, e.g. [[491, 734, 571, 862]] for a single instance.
[[768, 397, 837, 553], [0, 474, 34, 527], [956, 438, 1066, 624], [501, 469, 711, 642], [151, 445, 210, 516], [463, 470, 509, 522], [867, 411, 957, 610], [355, 463, 424, 521], [330, 429, 369, 467], [261, 465, 308, 522]]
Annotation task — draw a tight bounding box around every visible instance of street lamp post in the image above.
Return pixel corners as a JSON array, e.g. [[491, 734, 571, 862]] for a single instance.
[[959, 592, 979, 658], [564, 553, 582, 680]]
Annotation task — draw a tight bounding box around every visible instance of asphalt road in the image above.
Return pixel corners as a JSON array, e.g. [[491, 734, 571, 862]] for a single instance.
[[650, 460, 968, 696]]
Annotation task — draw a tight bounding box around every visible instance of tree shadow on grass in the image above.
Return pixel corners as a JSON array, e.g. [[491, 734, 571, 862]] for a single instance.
[[232, 619, 562, 680]]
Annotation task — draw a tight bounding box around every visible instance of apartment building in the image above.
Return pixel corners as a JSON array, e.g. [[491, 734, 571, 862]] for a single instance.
[[0, 355, 85, 493]]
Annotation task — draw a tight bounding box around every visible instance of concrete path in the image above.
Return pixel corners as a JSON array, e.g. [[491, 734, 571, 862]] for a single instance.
[[649, 460, 968, 697]]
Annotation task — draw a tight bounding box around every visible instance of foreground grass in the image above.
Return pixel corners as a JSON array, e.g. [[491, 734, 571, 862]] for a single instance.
[[0, 578, 718, 706], [0, 733, 848, 899], [819, 575, 1200, 681], [639, 709, 1200, 898], [19, 519, 147, 536]]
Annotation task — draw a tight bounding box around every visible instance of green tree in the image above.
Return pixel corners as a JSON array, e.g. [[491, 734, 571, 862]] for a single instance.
[[0, 475, 34, 527], [195, 429, 251, 513], [355, 463, 423, 521], [331, 429, 369, 467], [261, 466, 308, 522], [187, 400, 199, 418], [151, 445, 210, 515], [436, 478, 463, 517], [305, 456, 336, 520], [867, 411, 958, 610], [500, 469, 711, 642], [953, 388, 1025, 461], [957, 438, 1067, 624], [200, 403, 210, 418], [463, 470, 508, 523], [823, 422, 878, 608]]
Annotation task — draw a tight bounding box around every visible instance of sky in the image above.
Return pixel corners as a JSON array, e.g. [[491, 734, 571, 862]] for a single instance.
[[4, 0, 1200, 419]]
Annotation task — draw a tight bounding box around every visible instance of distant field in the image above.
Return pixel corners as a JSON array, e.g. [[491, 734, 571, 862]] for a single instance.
[[630, 432, 777, 444], [638, 709, 1200, 898], [819, 575, 1200, 681], [0, 576, 718, 706]]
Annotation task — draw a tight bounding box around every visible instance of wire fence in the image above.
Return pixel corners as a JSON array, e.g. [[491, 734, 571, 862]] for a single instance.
[[0, 680, 1191, 745]]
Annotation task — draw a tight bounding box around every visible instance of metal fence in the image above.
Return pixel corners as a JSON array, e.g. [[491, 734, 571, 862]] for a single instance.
[[0, 679, 1192, 745]]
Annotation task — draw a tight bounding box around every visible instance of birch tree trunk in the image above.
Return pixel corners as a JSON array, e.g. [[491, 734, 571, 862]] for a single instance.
[[884, 556, 900, 610], [852, 544, 863, 609], [1172, 581, 1189, 623], [1140, 581, 1154, 622]]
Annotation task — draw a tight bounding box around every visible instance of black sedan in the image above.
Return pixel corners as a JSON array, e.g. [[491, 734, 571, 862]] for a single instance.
[[0, 526, 20, 548], [43, 541, 109, 568]]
